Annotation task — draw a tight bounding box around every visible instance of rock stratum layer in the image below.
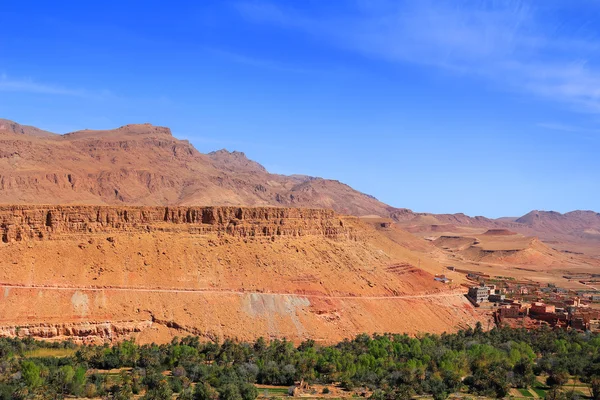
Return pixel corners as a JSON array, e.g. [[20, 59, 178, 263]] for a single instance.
[[0, 205, 484, 344], [0, 119, 597, 257], [0, 205, 350, 242]]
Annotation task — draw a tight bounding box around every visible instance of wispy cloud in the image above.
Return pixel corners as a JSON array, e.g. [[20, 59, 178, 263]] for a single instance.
[[0, 74, 84, 96], [234, 0, 600, 114], [207, 48, 322, 74], [0, 73, 113, 99], [537, 122, 584, 133], [537, 122, 600, 141]]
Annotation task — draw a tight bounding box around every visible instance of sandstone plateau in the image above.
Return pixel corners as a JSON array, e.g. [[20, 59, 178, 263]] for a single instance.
[[0, 205, 483, 344], [0, 119, 597, 256]]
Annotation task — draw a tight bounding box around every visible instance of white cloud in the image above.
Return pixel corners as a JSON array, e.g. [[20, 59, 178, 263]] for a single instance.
[[234, 0, 600, 114], [0, 73, 113, 100]]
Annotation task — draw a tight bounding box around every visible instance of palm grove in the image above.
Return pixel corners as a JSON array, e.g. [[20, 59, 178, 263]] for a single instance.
[[2, 325, 600, 399]]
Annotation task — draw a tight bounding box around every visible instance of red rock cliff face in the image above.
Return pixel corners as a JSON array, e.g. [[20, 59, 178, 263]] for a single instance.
[[0, 205, 354, 242], [0, 204, 483, 345]]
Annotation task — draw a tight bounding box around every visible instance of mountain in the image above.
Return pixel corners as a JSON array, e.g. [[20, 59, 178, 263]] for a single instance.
[[0, 118, 596, 343], [0, 119, 492, 344], [0, 119, 55, 137], [509, 210, 600, 256], [0, 205, 485, 343], [0, 120, 394, 217], [515, 210, 600, 237], [1, 119, 597, 255], [397, 211, 600, 260]]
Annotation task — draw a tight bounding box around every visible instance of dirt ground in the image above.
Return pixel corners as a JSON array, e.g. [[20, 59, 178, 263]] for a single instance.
[[385, 223, 600, 290]]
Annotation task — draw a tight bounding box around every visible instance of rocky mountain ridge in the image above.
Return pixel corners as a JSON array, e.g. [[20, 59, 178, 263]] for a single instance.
[[0, 119, 597, 253], [0, 119, 394, 217]]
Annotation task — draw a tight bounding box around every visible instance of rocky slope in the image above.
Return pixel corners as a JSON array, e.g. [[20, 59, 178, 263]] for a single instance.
[[514, 210, 600, 239], [1, 118, 597, 255], [0, 119, 54, 137], [433, 234, 575, 267], [397, 210, 600, 257], [0, 205, 483, 343], [0, 120, 394, 217]]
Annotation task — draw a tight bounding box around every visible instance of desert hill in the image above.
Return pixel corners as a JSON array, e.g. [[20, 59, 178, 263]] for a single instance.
[[397, 210, 600, 258], [0, 205, 482, 344], [508, 211, 600, 257], [0, 120, 394, 218], [0, 118, 55, 137], [420, 225, 600, 292], [433, 234, 569, 267], [482, 229, 517, 236], [1, 118, 597, 258], [514, 210, 600, 239], [2, 119, 597, 239]]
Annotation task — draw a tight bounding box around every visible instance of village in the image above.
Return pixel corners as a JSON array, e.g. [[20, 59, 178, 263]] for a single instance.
[[439, 266, 600, 332]]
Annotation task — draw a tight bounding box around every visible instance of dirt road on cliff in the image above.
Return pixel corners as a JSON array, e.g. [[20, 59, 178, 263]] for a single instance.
[[0, 282, 465, 300]]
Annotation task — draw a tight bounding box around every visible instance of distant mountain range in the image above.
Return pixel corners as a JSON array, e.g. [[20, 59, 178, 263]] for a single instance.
[[1, 118, 598, 253]]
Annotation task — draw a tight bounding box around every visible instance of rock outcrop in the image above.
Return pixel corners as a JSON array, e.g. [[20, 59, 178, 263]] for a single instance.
[[0, 204, 484, 344], [0, 320, 152, 344], [0, 205, 355, 243]]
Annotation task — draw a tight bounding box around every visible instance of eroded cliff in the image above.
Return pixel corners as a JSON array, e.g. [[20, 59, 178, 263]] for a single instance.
[[0, 205, 484, 344], [0, 205, 354, 243]]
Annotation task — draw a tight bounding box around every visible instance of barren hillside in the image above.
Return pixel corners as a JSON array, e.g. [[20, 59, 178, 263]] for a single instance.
[[396, 210, 600, 258], [0, 120, 394, 217], [0, 205, 483, 344], [1, 118, 597, 257]]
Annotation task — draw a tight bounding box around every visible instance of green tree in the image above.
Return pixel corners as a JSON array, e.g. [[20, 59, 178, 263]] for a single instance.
[[21, 360, 43, 389], [178, 387, 194, 400], [72, 366, 87, 396], [194, 382, 219, 400], [56, 365, 75, 394], [548, 371, 569, 388], [113, 383, 134, 400], [219, 383, 243, 400], [546, 388, 567, 400], [425, 376, 448, 400], [142, 378, 173, 400], [514, 358, 536, 388], [369, 390, 385, 400], [591, 376, 600, 400], [240, 382, 258, 400]]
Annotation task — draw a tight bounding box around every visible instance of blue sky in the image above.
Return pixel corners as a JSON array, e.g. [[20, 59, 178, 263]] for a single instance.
[[1, 0, 599, 217]]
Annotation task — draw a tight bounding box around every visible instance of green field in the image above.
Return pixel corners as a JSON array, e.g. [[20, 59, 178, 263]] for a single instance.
[[519, 388, 534, 397], [24, 348, 76, 358], [259, 387, 289, 397]]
